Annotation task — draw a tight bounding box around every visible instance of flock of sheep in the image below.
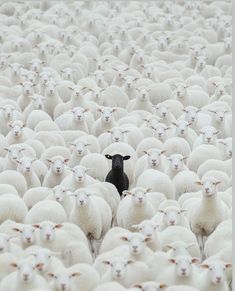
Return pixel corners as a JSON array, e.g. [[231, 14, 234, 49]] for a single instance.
[[0, 0, 232, 291]]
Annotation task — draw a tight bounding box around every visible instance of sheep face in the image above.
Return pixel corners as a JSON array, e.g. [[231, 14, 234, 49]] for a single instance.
[[183, 106, 200, 124], [9, 120, 25, 137], [173, 120, 190, 137], [21, 81, 34, 96], [168, 154, 186, 172], [103, 257, 134, 280], [155, 104, 169, 119], [45, 80, 57, 96], [17, 157, 35, 174], [108, 127, 128, 143], [30, 94, 45, 110], [174, 83, 188, 98], [52, 186, 69, 203], [89, 87, 105, 101], [34, 222, 62, 242], [136, 87, 150, 102], [4, 145, 25, 161], [0, 105, 15, 120], [196, 177, 221, 197], [12, 260, 38, 284], [30, 248, 59, 273], [200, 126, 219, 144], [145, 149, 165, 168], [48, 271, 81, 291], [71, 107, 87, 121], [9, 62, 22, 75], [71, 141, 89, 156], [73, 190, 91, 207], [213, 82, 227, 97], [160, 207, 186, 226], [123, 76, 138, 89], [151, 123, 169, 140], [48, 157, 69, 174], [219, 138, 232, 158], [70, 165, 87, 182], [195, 55, 207, 70], [105, 154, 130, 170], [209, 109, 229, 123], [13, 225, 36, 245], [200, 261, 232, 285], [169, 256, 199, 277], [120, 233, 150, 255]]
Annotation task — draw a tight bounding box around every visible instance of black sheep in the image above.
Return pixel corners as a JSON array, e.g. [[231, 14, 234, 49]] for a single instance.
[[105, 154, 130, 196]]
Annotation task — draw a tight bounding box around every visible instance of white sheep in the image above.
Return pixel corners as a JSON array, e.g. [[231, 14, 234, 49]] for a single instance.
[[24, 200, 67, 224], [0, 258, 49, 291], [6, 120, 34, 145], [165, 154, 188, 179], [0, 170, 28, 197], [42, 155, 70, 188], [137, 169, 175, 199], [92, 107, 118, 136], [69, 189, 112, 255], [62, 241, 93, 266]]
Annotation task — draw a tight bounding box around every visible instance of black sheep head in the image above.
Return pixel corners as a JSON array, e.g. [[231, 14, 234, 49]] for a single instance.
[[105, 154, 130, 170]]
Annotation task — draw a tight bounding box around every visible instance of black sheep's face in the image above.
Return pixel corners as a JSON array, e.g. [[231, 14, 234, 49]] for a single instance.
[[105, 154, 130, 170]]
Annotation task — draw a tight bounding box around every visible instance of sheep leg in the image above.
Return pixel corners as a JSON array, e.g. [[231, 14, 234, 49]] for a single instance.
[[197, 234, 204, 260]]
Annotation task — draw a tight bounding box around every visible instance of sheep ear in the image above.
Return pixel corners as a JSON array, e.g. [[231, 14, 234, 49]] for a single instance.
[[47, 272, 55, 278], [169, 258, 176, 264], [33, 224, 40, 229], [195, 181, 202, 185], [64, 158, 69, 164], [132, 284, 143, 289], [172, 122, 177, 126], [122, 190, 132, 196], [123, 155, 131, 160], [46, 159, 52, 163], [225, 263, 232, 268], [120, 236, 129, 242], [54, 224, 63, 229], [35, 263, 44, 269], [70, 272, 82, 277], [12, 228, 22, 233], [144, 237, 152, 243], [102, 260, 111, 265], [182, 156, 188, 160], [11, 262, 18, 268], [164, 244, 173, 250], [127, 260, 134, 264], [159, 283, 168, 289], [131, 224, 140, 229], [105, 154, 112, 160], [160, 150, 166, 155], [192, 258, 200, 264], [180, 209, 187, 213], [145, 188, 152, 193], [200, 264, 209, 269], [214, 180, 221, 185]]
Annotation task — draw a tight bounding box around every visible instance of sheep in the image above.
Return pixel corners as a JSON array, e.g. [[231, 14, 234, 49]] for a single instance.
[[22, 187, 52, 209], [92, 107, 118, 136], [183, 177, 230, 254], [0, 232, 23, 257], [0, 258, 49, 291], [0, 183, 18, 196], [137, 169, 175, 199], [186, 144, 222, 172], [6, 120, 33, 145], [105, 154, 130, 195], [101, 257, 150, 288], [133, 149, 167, 183], [93, 282, 127, 291], [17, 81, 35, 110], [42, 155, 70, 188], [102, 142, 137, 186], [171, 120, 197, 148], [26, 110, 52, 130], [150, 122, 170, 143], [69, 189, 112, 255], [0, 252, 18, 281], [16, 156, 41, 189], [198, 260, 232, 291], [24, 200, 67, 224], [60, 165, 96, 191]]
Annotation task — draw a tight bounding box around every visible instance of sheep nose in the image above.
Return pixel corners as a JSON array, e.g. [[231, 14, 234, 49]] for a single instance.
[[169, 220, 175, 225], [219, 117, 223, 121], [146, 233, 152, 238], [181, 268, 186, 273], [138, 197, 143, 202], [114, 137, 119, 142], [162, 112, 166, 117], [79, 200, 84, 205], [116, 269, 121, 275], [23, 274, 29, 280], [133, 245, 138, 251], [191, 117, 195, 121], [61, 283, 66, 290], [26, 237, 31, 243], [216, 277, 222, 283], [0, 247, 3, 252], [77, 150, 82, 154], [26, 167, 30, 171], [180, 130, 184, 134], [229, 151, 232, 157], [205, 188, 210, 193], [46, 234, 51, 240]]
